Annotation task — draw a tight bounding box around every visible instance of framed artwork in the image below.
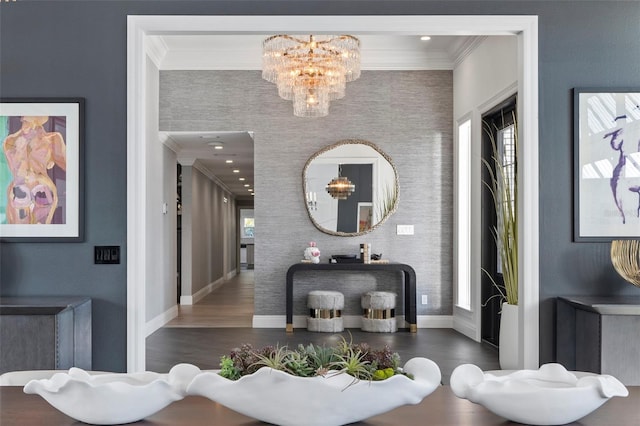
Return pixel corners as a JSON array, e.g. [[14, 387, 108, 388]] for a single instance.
[[357, 202, 373, 233], [574, 89, 640, 241], [0, 98, 84, 241]]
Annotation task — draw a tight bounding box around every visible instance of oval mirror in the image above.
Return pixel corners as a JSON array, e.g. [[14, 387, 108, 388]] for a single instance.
[[303, 139, 399, 236]]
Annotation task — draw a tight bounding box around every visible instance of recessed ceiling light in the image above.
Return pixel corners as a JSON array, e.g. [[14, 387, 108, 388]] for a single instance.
[[225, 160, 233, 164], [420, 36, 431, 41], [248, 188, 253, 192], [207, 142, 224, 149], [251, 193, 255, 196], [233, 169, 240, 173], [239, 177, 246, 181], [244, 184, 250, 187]]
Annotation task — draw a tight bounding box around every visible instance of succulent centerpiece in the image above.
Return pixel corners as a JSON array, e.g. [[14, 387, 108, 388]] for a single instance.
[[218, 339, 408, 384], [187, 338, 442, 426]]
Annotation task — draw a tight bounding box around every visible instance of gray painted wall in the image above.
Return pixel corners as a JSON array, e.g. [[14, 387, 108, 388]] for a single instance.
[[160, 70, 454, 319], [1, 1, 639, 372], [185, 165, 235, 296]]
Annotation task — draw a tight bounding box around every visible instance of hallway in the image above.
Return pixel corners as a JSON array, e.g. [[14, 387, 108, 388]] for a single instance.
[[146, 269, 499, 383], [165, 269, 254, 328]]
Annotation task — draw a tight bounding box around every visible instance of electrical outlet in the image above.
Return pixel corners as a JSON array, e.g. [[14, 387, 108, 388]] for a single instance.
[[421, 294, 428, 305]]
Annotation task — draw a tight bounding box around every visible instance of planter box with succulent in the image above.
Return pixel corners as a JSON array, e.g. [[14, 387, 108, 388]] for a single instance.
[[186, 338, 442, 426]]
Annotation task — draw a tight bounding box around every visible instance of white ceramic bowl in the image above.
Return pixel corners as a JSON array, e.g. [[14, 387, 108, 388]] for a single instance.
[[187, 357, 442, 426], [23, 363, 201, 425], [450, 363, 629, 425]]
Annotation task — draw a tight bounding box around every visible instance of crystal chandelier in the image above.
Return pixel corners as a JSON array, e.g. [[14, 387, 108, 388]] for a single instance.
[[326, 176, 355, 200], [262, 34, 361, 117]]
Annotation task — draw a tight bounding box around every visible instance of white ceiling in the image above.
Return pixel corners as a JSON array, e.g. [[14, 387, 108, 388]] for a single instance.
[[157, 34, 479, 200], [163, 131, 255, 197], [153, 34, 475, 70]]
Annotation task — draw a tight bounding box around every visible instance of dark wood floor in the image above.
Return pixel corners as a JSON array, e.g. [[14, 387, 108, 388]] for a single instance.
[[146, 271, 499, 384], [146, 327, 500, 384]]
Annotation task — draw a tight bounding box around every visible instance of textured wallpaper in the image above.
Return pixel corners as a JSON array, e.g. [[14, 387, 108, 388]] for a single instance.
[[160, 70, 453, 317]]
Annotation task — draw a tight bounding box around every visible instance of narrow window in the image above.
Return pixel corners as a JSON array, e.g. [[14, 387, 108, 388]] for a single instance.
[[243, 217, 255, 238], [496, 123, 516, 274], [456, 119, 472, 310]]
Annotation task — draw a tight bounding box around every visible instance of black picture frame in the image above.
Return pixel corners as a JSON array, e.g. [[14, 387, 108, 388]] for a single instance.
[[0, 98, 84, 242], [573, 88, 640, 241]]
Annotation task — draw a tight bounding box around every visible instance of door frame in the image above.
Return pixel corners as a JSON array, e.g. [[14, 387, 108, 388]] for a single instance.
[[127, 15, 539, 372]]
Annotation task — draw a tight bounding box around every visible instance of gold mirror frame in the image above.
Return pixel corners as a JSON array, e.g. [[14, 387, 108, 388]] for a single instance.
[[303, 139, 399, 237]]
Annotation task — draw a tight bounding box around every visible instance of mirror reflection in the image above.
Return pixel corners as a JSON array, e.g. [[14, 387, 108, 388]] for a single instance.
[[303, 139, 399, 236]]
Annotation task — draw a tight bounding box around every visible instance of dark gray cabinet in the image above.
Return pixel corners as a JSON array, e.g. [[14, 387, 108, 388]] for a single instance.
[[0, 297, 91, 373], [557, 296, 640, 385]]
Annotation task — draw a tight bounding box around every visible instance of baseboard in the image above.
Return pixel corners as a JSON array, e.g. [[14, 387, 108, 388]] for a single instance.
[[180, 277, 225, 306], [226, 269, 237, 280], [252, 315, 454, 329], [145, 305, 178, 337], [417, 315, 453, 328], [453, 316, 478, 341]]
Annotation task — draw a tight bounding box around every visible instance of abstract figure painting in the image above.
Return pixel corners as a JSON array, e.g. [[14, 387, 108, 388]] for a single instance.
[[0, 99, 84, 241], [574, 89, 640, 241]]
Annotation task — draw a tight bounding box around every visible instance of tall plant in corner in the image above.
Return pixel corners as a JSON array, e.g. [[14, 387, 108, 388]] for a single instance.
[[482, 112, 518, 307]]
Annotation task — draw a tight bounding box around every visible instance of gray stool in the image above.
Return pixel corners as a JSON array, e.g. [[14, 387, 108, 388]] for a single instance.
[[361, 291, 397, 333], [307, 290, 344, 332]]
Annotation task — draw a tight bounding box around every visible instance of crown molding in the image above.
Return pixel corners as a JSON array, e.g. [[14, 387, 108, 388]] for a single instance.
[[159, 45, 454, 71], [177, 155, 196, 166], [191, 160, 234, 196], [452, 36, 487, 68], [160, 133, 180, 154], [145, 36, 168, 68]]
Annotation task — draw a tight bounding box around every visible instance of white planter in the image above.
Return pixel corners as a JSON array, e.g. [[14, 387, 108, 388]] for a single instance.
[[450, 363, 628, 425], [499, 302, 519, 370], [23, 363, 202, 425], [187, 357, 442, 426]]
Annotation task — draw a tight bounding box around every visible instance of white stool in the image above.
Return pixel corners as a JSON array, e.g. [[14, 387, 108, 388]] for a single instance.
[[361, 291, 397, 333], [307, 290, 344, 332]]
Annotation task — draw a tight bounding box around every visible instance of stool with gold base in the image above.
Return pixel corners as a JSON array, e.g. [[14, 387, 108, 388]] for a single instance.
[[361, 291, 397, 332], [307, 290, 344, 332]]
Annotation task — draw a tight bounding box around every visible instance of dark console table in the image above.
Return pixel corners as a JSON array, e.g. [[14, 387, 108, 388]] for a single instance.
[[557, 296, 640, 385], [286, 263, 416, 333], [0, 297, 92, 373]]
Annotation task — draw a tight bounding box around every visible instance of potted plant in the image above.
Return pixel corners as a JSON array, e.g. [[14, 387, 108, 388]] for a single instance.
[[482, 112, 518, 369], [186, 338, 442, 426]]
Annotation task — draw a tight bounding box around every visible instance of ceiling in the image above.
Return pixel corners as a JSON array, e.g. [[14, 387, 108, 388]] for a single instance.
[[157, 34, 478, 200], [163, 131, 255, 198]]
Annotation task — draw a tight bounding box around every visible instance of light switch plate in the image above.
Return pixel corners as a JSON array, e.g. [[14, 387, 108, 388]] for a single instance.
[[95, 246, 121, 264], [397, 225, 414, 235], [422, 295, 428, 305]]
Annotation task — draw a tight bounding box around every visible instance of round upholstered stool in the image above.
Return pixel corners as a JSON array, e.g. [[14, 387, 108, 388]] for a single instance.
[[361, 291, 397, 333], [307, 290, 344, 332]]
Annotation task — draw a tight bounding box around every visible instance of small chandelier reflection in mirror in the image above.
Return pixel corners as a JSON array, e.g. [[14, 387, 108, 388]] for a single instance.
[[262, 34, 361, 118], [326, 176, 355, 200]]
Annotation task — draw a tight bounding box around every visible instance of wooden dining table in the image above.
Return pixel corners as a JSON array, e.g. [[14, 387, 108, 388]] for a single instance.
[[1, 385, 638, 425]]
